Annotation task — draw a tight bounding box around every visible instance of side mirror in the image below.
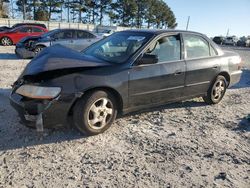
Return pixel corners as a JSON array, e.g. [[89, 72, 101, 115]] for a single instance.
[[137, 53, 158, 65]]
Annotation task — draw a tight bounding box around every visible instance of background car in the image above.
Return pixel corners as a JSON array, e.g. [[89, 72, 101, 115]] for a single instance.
[[246, 36, 250, 47], [15, 28, 103, 58], [223, 36, 238, 46], [0, 25, 48, 46], [0, 23, 47, 32], [96, 29, 115, 37], [213, 36, 225, 45]]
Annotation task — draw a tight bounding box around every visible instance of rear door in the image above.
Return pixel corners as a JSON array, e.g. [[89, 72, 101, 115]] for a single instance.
[[129, 34, 185, 108], [183, 33, 220, 97]]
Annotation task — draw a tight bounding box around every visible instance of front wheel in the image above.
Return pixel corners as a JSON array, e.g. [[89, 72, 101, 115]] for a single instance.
[[73, 90, 118, 135], [203, 75, 227, 105], [34, 45, 45, 55]]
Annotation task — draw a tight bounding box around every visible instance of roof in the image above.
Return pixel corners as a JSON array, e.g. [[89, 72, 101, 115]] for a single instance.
[[120, 29, 206, 36]]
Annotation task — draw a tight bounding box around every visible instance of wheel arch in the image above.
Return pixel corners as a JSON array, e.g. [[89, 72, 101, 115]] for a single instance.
[[35, 44, 47, 48], [68, 86, 124, 117], [217, 71, 230, 87]]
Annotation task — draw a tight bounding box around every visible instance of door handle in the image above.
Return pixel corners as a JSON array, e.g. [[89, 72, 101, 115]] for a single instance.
[[174, 70, 182, 75]]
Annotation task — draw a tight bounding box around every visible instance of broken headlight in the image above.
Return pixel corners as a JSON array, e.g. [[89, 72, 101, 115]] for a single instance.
[[16, 85, 61, 99]]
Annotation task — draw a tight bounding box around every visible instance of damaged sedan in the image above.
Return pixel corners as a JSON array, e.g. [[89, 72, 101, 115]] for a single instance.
[[10, 30, 243, 135], [15, 28, 102, 59]]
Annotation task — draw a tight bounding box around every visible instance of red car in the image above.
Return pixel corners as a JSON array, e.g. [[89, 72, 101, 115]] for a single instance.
[[0, 25, 48, 46]]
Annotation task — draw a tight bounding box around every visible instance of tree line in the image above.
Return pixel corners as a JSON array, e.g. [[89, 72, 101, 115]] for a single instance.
[[0, 0, 177, 29]]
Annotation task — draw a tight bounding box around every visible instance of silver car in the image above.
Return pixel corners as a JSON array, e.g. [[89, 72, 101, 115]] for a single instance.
[[15, 29, 103, 59]]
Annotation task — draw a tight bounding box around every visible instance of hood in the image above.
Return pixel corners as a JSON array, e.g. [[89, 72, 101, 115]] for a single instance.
[[21, 44, 111, 76]]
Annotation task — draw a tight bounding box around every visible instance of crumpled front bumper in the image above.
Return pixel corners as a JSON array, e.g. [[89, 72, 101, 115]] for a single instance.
[[9, 91, 77, 131], [15, 47, 35, 59]]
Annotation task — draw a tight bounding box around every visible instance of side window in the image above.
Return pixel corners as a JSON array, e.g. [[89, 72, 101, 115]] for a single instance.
[[147, 35, 181, 63], [210, 45, 218, 56], [54, 31, 74, 39], [33, 27, 44, 33], [77, 31, 95, 39], [18, 27, 32, 33], [183, 35, 210, 59]]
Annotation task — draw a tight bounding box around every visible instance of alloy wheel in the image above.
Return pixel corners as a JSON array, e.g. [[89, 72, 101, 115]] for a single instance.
[[1, 37, 12, 46], [87, 98, 113, 130], [212, 80, 225, 101]]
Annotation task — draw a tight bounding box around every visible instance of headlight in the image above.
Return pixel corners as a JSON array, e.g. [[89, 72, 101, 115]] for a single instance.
[[16, 85, 61, 99]]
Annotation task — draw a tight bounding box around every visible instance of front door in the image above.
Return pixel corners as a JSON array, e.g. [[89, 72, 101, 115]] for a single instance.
[[51, 30, 75, 49], [74, 30, 97, 51], [15, 27, 32, 43], [129, 34, 185, 108]]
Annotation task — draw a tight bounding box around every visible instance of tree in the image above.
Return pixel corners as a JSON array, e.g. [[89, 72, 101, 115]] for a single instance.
[[0, 0, 9, 18], [110, 0, 137, 27], [97, 0, 111, 25], [39, 0, 63, 21], [16, 0, 31, 20]]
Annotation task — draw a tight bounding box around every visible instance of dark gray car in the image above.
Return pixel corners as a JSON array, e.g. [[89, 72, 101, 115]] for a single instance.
[[15, 29, 102, 59], [10, 30, 243, 135]]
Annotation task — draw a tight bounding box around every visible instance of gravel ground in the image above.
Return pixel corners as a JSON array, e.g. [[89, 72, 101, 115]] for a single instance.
[[0, 46, 249, 188]]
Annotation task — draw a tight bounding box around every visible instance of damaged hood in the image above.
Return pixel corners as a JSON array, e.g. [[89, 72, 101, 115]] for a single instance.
[[21, 45, 111, 76]]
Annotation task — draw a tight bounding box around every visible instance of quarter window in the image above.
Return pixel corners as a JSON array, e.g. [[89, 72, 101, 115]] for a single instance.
[[210, 45, 218, 56], [183, 35, 210, 59], [147, 35, 181, 63]]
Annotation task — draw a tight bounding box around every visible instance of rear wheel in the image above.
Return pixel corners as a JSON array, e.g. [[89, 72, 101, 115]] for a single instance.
[[73, 90, 118, 135], [203, 75, 227, 105], [1, 36, 13, 46]]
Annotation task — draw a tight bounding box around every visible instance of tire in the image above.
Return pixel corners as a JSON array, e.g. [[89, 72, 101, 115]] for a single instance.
[[203, 75, 227, 105], [1, 36, 13, 46], [34, 45, 45, 55], [73, 90, 118, 135]]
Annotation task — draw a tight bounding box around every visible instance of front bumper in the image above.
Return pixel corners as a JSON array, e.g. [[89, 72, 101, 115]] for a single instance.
[[9, 91, 77, 131], [229, 70, 242, 88], [15, 47, 35, 59]]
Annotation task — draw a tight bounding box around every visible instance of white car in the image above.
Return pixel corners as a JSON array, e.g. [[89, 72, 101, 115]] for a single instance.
[[224, 36, 238, 46], [96, 29, 115, 37]]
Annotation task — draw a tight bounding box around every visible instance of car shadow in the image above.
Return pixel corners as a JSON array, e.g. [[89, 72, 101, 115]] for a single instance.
[[232, 116, 250, 132], [0, 53, 18, 60], [229, 69, 250, 89]]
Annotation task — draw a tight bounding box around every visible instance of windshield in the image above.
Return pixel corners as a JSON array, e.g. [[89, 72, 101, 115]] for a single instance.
[[84, 32, 153, 64]]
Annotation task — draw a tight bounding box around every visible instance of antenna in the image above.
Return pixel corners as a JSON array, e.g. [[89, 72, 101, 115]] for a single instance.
[[186, 16, 190, 30]]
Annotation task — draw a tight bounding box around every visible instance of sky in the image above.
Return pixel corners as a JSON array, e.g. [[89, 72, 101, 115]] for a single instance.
[[166, 0, 250, 37]]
